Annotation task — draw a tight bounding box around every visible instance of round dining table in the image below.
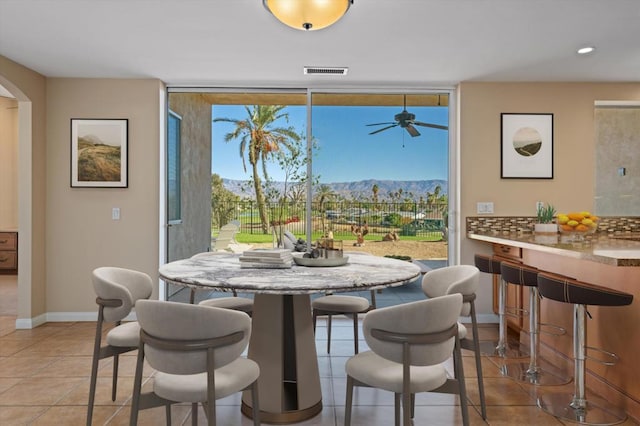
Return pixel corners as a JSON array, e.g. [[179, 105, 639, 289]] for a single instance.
[[159, 251, 422, 424]]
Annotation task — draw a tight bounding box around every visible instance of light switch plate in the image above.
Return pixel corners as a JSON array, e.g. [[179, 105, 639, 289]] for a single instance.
[[112, 207, 120, 220], [477, 202, 494, 214]]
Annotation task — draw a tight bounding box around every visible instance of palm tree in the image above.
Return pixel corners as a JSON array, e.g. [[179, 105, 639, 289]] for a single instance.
[[214, 105, 301, 234], [371, 183, 379, 204], [315, 184, 336, 234]]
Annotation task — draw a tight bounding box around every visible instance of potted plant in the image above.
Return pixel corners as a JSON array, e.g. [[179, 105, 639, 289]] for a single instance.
[[534, 203, 558, 234]]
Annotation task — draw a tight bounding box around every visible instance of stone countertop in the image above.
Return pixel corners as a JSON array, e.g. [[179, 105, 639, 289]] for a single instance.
[[467, 232, 640, 267], [159, 251, 422, 294]]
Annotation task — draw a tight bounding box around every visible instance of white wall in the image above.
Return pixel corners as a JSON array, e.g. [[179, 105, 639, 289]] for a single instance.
[[45, 78, 164, 316]]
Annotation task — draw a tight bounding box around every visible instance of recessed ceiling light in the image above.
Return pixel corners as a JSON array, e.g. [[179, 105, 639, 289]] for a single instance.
[[577, 46, 595, 55]]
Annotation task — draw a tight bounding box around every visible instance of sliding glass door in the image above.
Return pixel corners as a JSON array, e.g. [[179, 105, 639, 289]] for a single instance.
[[165, 89, 452, 302]]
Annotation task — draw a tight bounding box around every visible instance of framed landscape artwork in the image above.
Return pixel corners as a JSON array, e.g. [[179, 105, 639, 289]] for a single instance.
[[70, 118, 128, 188], [500, 113, 553, 179]]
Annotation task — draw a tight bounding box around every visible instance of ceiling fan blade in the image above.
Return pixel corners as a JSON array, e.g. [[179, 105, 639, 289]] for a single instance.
[[412, 121, 448, 130], [369, 124, 398, 135], [405, 124, 421, 137], [366, 122, 396, 126]]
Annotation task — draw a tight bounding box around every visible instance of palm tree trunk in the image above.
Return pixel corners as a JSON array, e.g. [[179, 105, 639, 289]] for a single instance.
[[252, 164, 270, 234]]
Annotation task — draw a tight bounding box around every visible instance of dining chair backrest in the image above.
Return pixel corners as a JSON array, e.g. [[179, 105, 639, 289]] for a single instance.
[[92, 266, 153, 323], [135, 300, 251, 375], [363, 293, 463, 366], [421, 265, 479, 316]]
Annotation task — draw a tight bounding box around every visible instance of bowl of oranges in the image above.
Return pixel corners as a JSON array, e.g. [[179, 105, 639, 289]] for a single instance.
[[556, 211, 598, 238]]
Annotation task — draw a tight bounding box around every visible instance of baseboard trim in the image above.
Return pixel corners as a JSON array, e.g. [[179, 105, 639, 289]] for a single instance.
[[15, 313, 47, 329], [14, 312, 137, 329]]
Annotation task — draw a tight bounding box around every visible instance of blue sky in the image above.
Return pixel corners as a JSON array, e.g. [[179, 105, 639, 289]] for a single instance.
[[211, 103, 448, 183]]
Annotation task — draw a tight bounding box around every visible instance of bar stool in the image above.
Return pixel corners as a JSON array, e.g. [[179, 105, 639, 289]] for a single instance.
[[537, 272, 633, 425], [474, 254, 528, 358], [499, 262, 569, 385]]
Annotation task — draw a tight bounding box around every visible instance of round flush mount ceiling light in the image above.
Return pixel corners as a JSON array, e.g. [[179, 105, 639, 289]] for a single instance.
[[263, 0, 353, 31], [577, 46, 596, 55]]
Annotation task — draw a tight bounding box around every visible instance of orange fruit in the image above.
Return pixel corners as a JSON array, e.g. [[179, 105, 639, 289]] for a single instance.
[[561, 224, 574, 231], [568, 213, 585, 222], [575, 224, 589, 232]]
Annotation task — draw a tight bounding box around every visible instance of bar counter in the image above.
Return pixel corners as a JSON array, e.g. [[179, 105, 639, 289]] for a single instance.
[[468, 231, 640, 266], [468, 230, 640, 421]]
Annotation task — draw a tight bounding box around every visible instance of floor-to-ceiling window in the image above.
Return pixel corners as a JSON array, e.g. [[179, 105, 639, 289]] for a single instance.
[[166, 89, 452, 302]]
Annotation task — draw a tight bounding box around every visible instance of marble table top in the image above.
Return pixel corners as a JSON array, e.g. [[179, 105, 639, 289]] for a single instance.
[[159, 251, 422, 294]]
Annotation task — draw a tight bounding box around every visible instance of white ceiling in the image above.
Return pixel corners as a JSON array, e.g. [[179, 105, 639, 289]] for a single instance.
[[1, 0, 639, 89]]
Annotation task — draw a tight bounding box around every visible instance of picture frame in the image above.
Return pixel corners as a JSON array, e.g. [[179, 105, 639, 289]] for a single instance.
[[70, 118, 128, 188], [500, 113, 553, 179]]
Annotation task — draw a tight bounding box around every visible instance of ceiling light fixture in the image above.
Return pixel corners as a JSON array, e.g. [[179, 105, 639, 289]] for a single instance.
[[263, 0, 353, 31], [577, 46, 595, 55]]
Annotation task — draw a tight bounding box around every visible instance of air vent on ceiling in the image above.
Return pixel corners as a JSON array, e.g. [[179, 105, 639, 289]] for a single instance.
[[303, 66, 349, 76]]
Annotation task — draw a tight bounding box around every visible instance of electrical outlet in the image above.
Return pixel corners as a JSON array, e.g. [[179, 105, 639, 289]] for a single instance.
[[112, 207, 120, 220]]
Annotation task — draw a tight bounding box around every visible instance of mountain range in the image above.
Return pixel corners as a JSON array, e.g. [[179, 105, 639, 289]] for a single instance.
[[222, 178, 447, 201]]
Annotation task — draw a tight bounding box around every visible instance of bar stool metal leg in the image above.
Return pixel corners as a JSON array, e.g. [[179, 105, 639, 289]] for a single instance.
[[503, 287, 569, 385], [478, 276, 529, 358], [538, 304, 627, 425]]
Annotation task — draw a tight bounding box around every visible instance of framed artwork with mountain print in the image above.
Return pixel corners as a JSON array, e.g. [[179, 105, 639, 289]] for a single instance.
[[71, 118, 128, 188], [500, 113, 553, 179]]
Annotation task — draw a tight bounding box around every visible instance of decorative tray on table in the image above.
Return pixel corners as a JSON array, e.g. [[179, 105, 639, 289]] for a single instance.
[[292, 238, 348, 267], [293, 255, 349, 267]]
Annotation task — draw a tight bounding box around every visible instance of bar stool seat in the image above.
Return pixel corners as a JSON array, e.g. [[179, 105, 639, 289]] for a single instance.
[[536, 272, 633, 425], [499, 262, 569, 386], [474, 254, 528, 358]]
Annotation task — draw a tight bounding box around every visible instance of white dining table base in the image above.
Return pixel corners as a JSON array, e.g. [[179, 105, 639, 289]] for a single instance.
[[241, 293, 323, 424]]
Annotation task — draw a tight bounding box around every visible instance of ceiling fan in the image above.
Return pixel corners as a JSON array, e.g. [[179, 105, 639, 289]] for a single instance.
[[366, 95, 448, 137]]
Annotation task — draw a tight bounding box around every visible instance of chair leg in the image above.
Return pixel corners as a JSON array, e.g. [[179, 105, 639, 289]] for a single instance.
[[87, 315, 103, 426], [312, 310, 317, 333], [353, 313, 359, 354], [402, 392, 411, 426], [191, 403, 197, 426], [394, 393, 401, 426], [327, 314, 333, 354], [454, 339, 470, 426], [129, 344, 146, 426], [111, 353, 119, 401], [410, 393, 415, 418], [251, 381, 260, 426], [345, 375, 354, 426], [470, 303, 487, 420]]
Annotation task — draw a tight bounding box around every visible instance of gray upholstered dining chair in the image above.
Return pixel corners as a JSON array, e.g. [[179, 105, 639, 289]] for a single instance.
[[344, 293, 469, 426], [87, 266, 153, 426], [312, 290, 375, 354], [130, 300, 260, 426], [421, 264, 487, 420]]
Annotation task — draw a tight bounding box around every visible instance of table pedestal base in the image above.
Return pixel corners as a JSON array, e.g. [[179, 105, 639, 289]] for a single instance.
[[242, 294, 322, 424]]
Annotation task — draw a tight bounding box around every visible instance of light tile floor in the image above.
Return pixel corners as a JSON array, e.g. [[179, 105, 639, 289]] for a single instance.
[[1, 274, 638, 425]]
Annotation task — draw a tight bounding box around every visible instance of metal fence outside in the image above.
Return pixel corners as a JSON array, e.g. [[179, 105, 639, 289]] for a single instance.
[[213, 200, 447, 239]]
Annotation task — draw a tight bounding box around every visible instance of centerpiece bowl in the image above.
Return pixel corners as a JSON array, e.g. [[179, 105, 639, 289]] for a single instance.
[[557, 211, 598, 240]]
